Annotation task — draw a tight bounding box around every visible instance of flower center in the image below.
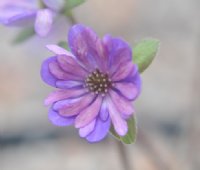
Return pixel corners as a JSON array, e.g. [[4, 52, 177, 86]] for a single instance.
[[85, 69, 112, 95]]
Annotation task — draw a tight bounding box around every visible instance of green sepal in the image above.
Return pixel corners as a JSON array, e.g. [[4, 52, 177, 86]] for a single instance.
[[64, 0, 85, 10], [110, 115, 137, 144], [58, 41, 70, 51], [133, 39, 160, 73]]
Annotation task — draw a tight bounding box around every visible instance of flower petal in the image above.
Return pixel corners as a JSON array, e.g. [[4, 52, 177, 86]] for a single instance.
[[46, 44, 69, 55], [114, 82, 139, 100], [57, 55, 88, 78], [122, 71, 142, 99], [68, 24, 99, 70], [48, 60, 82, 81], [34, 9, 53, 37], [127, 72, 142, 88], [95, 39, 108, 72], [0, 4, 36, 26], [0, 12, 36, 26], [107, 97, 128, 136], [40, 56, 57, 87], [75, 95, 103, 128], [102, 35, 132, 72], [56, 80, 83, 89], [48, 108, 75, 126], [58, 93, 95, 117], [79, 119, 96, 138], [132, 73, 142, 95], [44, 89, 86, 106], [111, 62, 135, 81], [109, 90, 134, 117], [53, 97, 81, 110], [86, 116, 111, 142], [99, 100, 109, 121], [111, 38, 132, 68]]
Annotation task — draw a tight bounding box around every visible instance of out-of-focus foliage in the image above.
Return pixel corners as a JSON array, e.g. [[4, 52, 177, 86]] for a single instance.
[[64, 0, 86, 10], [13, 27, 35, 44], [58, 41, 70, 51]]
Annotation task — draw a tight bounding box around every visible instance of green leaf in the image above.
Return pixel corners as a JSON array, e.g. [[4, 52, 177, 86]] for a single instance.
[[58, 41, 70, 51], [110, 115, 137, 144], [13, 27, 35, 44], [65, 0, 85, 10], [133, 39, 160, 73]]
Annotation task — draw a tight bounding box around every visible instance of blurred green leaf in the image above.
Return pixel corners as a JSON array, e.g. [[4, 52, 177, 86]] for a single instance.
[[13, 27, 35, 44], [133, 39, 160, 73], [65, 0, 85, 10], [58, 41, 70, 51], [110, 115, 137, 144]]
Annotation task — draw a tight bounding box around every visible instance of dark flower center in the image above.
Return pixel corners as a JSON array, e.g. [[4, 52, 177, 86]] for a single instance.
[[85, 69, 113, 96]]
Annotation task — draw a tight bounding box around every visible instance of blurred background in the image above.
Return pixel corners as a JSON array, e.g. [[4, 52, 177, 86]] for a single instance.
[[0, 0, 200, 170]]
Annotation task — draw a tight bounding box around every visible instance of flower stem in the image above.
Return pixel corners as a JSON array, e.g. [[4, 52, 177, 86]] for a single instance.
[[62, 9, 77, 25], [67, 12, 77, 25], [116, 141, 132, 170]]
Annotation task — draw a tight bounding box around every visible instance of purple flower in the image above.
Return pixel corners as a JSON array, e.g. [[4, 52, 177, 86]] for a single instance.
[[0, 0, 64, 37], [41, 24, 142, 142]]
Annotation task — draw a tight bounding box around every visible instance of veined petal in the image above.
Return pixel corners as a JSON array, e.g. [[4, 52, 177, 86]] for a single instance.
[[99, 100, 109, 121], [0, 1, 38, 9], [127, 64, 138, 78], [122, 72, 142, 100], [68, 24, 99, 70], [111, 37, 132, 61], [48, 61, 82, 81], [132, 73, 142, 95], [58, 93, 95, 117], [48, 108, 74, 126], [46, 44, 70, 55], [34, 9, 53, 37], [102, 35, 113, 54], [0, 3, 37, 26], [56, 80, 83, 89], [107, 97, 128, 136], [44, 89, 86, 106], [53, 97, 82, 110], [111, 62, 135, 81], [102, 35, 132, 72], [95, 39, 108, 72], [114, 82, 139, 100], [109, 90, 134, 117], [40, 56, 57, 87], [86, 116, 111, 142], [127, 72, 142, 88], [0, 12, 36, 26], [57, 55, 88, 78], [79, 119, 96, 138], [75, 95, 103, 128]]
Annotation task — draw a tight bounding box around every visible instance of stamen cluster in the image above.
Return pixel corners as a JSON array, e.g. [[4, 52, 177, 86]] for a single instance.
[[85, 69, 112, 95]]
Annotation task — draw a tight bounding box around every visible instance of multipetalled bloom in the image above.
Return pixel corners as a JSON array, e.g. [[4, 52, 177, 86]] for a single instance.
[[0, 0, 64, 37], [41, 24, 142, 142]]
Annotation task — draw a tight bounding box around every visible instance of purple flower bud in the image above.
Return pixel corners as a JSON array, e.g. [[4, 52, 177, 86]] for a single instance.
[[0, 0, 64, 37]]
